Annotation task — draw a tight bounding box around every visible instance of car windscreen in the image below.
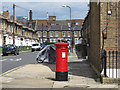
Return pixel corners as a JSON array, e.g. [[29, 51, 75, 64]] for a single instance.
[[32, 44, 39, 46], [4, 45, 14, 48]]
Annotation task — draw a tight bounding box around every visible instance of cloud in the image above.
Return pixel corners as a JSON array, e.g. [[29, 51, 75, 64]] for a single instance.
[[1, 2, 89, 20], [2, 0, 119, 2], [2, 0, 89, 2]]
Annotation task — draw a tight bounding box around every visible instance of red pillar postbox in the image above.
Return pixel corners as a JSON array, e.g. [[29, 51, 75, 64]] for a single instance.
[[54, 43, 69, 81]]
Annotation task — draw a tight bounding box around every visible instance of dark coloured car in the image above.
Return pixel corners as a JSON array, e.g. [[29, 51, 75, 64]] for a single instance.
[[2, 44, 19, 56]]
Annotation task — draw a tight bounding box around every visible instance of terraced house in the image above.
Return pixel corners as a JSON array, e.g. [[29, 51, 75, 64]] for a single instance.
[[81, 1, 120, 83], [29, 15, 83, 47], [0, 10, 39, 47], [36, 24, 82, 44]]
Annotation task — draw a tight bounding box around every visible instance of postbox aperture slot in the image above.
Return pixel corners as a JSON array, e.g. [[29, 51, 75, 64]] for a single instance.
[[61, 49, 66, 50]]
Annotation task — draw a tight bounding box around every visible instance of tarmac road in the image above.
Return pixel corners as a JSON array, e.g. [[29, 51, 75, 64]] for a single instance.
[[0, 51, 39, 74]]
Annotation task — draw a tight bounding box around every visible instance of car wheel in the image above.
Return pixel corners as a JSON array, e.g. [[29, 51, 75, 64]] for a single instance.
[[17, 52, 19, 55], [36, 58, 43, 63], [2, 53, 5, 56], [31, 49, 34, 52], [31, 50, 33, 52]]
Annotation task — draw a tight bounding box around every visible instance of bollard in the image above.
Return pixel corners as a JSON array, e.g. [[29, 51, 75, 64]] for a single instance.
[[54, 43, 69, 81]]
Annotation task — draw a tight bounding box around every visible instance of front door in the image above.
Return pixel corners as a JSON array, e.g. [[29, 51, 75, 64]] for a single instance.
[[3, 36, 6, 46]]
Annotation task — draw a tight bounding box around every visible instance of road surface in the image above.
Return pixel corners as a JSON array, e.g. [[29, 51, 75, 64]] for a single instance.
[[0, 51, 39, 74]]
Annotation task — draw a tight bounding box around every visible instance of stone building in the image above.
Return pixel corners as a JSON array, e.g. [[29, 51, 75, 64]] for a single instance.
[[81, 1, 120, 80]]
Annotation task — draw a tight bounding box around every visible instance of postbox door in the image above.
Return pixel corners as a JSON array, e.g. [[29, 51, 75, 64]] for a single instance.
[[56, 48, 68, 72], [61, 49, 68, 71]]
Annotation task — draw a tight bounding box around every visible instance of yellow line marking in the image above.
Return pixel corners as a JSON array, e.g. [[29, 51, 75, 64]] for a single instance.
[[0, 66, 22, 77]]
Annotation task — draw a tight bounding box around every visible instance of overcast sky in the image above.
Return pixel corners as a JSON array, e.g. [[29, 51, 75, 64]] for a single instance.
[[1, 1, 89, 20]]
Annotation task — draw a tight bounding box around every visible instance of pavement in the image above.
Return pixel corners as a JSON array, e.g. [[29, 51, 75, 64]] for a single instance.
[[0, 49, 119, 89]]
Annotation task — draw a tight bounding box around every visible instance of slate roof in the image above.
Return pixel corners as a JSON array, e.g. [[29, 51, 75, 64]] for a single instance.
[[26, 22, 36, 30], [36, 25, 48, 31], [49, 25, 61, 31], [73, 25, 82, 30], [61, 25, 70, 30], [36, 25, 82, 31]]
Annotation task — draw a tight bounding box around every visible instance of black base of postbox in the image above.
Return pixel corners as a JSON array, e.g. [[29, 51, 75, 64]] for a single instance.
[[56, 72, 68, 81]]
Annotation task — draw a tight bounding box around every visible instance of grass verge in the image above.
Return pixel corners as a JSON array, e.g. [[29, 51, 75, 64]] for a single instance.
[[0, 47, 2, 54]]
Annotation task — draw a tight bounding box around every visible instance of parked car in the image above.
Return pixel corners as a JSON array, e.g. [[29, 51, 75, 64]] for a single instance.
[[31, 43, 41, 52], [2, 44, 19, 56]]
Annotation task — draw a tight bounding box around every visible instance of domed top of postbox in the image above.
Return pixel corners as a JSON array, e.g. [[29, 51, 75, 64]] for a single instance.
[[54, 43, 69, 46]]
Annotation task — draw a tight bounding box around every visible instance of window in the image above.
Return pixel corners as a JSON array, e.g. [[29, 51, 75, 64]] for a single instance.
[[50, 39, 52, 42], [7, 25, 10, 32], [55, 31, 59, 37], [54, 39, 56, 42], [52, 39, 54, 42], [51, 23, 55, 25], [53, 17, 56, 20], [62, 31, 66, 37], [43, 31, 46, 37], [10, 26, 13, 33], [79, 31, 81, 37], [75, 22, 79, 25], [68, 22, 71, 27], [32, 44, 39, 46], [75, 38, 78, 44], [74, 31, 78, 37], [50, 31, 53, 37], [38, 31, 41, 37], [68, 31, 71, 37], [97, 0, 100, 5], [15, 26, 17, 33], [22, 29, 25, 35]]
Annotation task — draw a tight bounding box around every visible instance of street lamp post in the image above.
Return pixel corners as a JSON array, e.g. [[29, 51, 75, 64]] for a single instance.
[[42, 23, 43, 43], [62, 4, 73, 53], [62, 4, 71, 21], [47, 26, 49, 42]]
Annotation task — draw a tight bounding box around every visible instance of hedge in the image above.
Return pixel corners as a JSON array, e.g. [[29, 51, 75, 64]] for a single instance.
[[19, 46, 32, 51], [0, 47, 2, 54]]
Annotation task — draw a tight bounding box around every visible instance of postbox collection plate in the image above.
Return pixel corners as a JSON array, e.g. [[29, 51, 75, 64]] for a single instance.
[[62, 52, 65, 58]]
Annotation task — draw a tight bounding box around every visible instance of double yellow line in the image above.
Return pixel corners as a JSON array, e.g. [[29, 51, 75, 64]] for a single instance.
[[0, 66, 22, 77]]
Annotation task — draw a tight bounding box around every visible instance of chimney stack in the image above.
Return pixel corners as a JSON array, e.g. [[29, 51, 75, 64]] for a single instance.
[[3, 10, 9, 18], [29, 10, 32, 21]]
